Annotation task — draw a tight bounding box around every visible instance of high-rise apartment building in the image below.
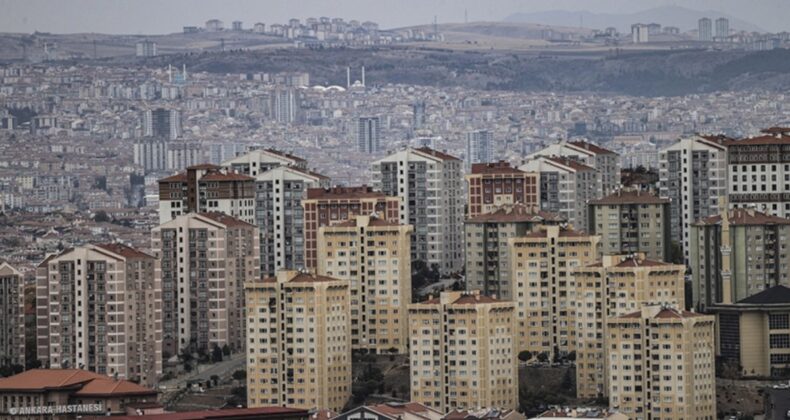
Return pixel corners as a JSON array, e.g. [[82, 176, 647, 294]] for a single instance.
[[303, 186, 400, 270], [255, 165, 330, 276], [35, 244, 162, 387], [574, 254, 685, 399], [465, 161, 539, 219], [158, 164, 255, 224], [690, 207, 790, 311], [0, 263, 25, 367], [271, 88, 300, 125], [222, 148, 308, 177], [526, 140, 620, 195], [152, 212, 259, 357], [607, 305, 716, 420], [317, 214, 412, 353], [245, 270, 350, 412], [658, 136, 728, 262], [372, 147, 465, 274], [134, 138, 168, 174], [520, 156, 602, 230], [587, 189, 672, 261], [136, 40, 157, 57], [698, 17, 713, 41], [412, 101, 426, 130], [465, 130, 493, 171], [465, 204, 564, 301], [357, 116, 381, 154], [509, 225, 600, 358], [715, 18, 730, 39], [143, 108, 181, 140], [408, 290, 517, 412], [727, 128, 790, 218], [631, 24, 649, 43]]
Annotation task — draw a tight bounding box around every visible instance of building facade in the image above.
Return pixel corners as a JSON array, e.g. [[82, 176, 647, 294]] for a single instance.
[[152, 212, 259, 357], [465, 130, 493, 171], [509, 225, 600, 358], [726, 128, 790, 218], [526, 140, 620, 195], [574, 254, 685, 399], [143, 108, 180, 140], [587, 189, 672, 261], [408, 291, 517, 412], [465, 204, 564, 301], [303, 186, 400, 270], [245, 271, 350, 412], [607, 305, 716, 420], [372, 148, 465, 274], [158, 164, 255, 224], [658, 135, 728, 262], [35, 244, 162, 387], [698, 17, 713, 41], [690, 208, 790, 311], [317, 215, 412, 354], [222, 148, 308, 177], [520, 156, 601, 234], [465, 161, 539, 219], [357, 116, 381, 154], [0, 262, 26, 367]]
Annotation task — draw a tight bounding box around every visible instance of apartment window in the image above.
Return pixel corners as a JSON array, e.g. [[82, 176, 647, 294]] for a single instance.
[[770, 314, 790, 330], [770, 334, 790, 349]]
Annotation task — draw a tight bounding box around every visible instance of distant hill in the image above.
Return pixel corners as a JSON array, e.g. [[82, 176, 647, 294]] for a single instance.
[[504, 5, 765, 33]]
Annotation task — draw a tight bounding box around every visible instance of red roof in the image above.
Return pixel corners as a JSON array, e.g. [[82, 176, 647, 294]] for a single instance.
[[199, 172, 254, 182], [263, 148, 307, 163], [414, 147, 461, 161], [0, 369, 156, 397], [186, 163, 221, 170], [95, 243, 154, 260], [588, 189, 668, 205], [470, 161, 525, 175], [545, 156, 596, 172], [724, 134, 790, 146], [421, 293, 503, 305], [466, 204, 564, 224], [73, 378, 157, 397], [261, 272, 341, 284], [198, 212, 254, 228], [369, 402, 440, 419], [305, 186, 388, 200], [96, 407, 308, 420], [569, 140, 617, 155], [158, 173, 187, 183], [695, 208, 790, 226]]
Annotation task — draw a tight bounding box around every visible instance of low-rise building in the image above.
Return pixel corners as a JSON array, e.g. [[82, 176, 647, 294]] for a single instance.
[[333, 402, 443, 420]]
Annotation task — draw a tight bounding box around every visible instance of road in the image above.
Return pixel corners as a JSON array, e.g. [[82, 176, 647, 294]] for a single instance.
[[159, 353, 245, 391]]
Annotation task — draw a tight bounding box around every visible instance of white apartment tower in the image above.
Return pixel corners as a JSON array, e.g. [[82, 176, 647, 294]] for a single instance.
[[371, 147, 465, 274]]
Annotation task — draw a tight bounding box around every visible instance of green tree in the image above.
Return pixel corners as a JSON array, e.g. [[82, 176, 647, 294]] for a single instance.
[[537, 352, 549, 363], [518, 350, 532, 362], [211, 344, 223, 363], [232, 369, 247, 381]]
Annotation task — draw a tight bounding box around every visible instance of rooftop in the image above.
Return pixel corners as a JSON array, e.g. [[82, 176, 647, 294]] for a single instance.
[[198, 212, 254, 228], [737, 285, 790, 305], [95, 243, 154, 260], [568, 140, 617, 155], [696, 208, 790, 226], [544, 156, 596, 172], [97, 407, 308, 420], [470, 161, 526, 175], [305, 186, 388, 200], [588, 189, 668, 205], [466, 204, 564, 224], [414, 147, 461, 161], [0, 369, 156, 397]]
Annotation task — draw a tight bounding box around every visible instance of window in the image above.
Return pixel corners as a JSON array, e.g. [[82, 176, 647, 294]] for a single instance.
[[770, 314, 789, 330], [770, 334, 790, 349]]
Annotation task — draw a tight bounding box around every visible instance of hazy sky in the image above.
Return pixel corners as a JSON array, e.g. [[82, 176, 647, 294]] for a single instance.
[[1, 0, 788, 34]]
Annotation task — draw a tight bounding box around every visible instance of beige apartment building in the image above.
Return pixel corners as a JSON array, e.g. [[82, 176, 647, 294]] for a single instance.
[[465, 204, 564, 301], [245, 270, 350, 412], [408, 290, 517, 412], [317, 214, 412, 354], [152, 212, 259, 357], [607, 305, 716, 420], [35, 244, 162, 387], [587, 189, 672, 261], [574, 254, 685, 399], [510, 225, 600, 358], [465, 161, 539, 219], [0, 262, 26, 367]]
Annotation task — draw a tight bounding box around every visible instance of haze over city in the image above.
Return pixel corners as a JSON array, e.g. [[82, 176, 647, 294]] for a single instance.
[[3, 1, 790, 419]]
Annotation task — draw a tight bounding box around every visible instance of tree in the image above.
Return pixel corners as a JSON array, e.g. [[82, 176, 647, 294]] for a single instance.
[[537, 352, 549, 363], [232, 369, 247, 381], [93, 210, 110, 223], [566, 351, 576, 362], [211, 344, 223, 363], [222, 344, 231, 356], [518, 350, 533, 362], [560, 369, 575, 396]]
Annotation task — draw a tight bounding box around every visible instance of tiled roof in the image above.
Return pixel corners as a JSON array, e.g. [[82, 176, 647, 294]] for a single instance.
[[73, 377, 157, 397], [414, 147, 461, 161], [470, 161, 525, 175], [724, 134, 790, 146], [544, 156, 596, 172], [264, 148, 307, 163], [95, 243, 154, 260], [262, 272, 341, 284], [158, 173, 187, 183], [186, 163, 221, 170], [466, 204, 564, 224], [0, 369, 103, 390], [588, 189, 669, 205], [696, 208, 790, 226], [98, 407, 308, 420], [198, 212, 254, 228], [568, 140, 617, 155], [199, 172, 254, 182], [305, 186, 387, 200], [370, 402, 440, 419]]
